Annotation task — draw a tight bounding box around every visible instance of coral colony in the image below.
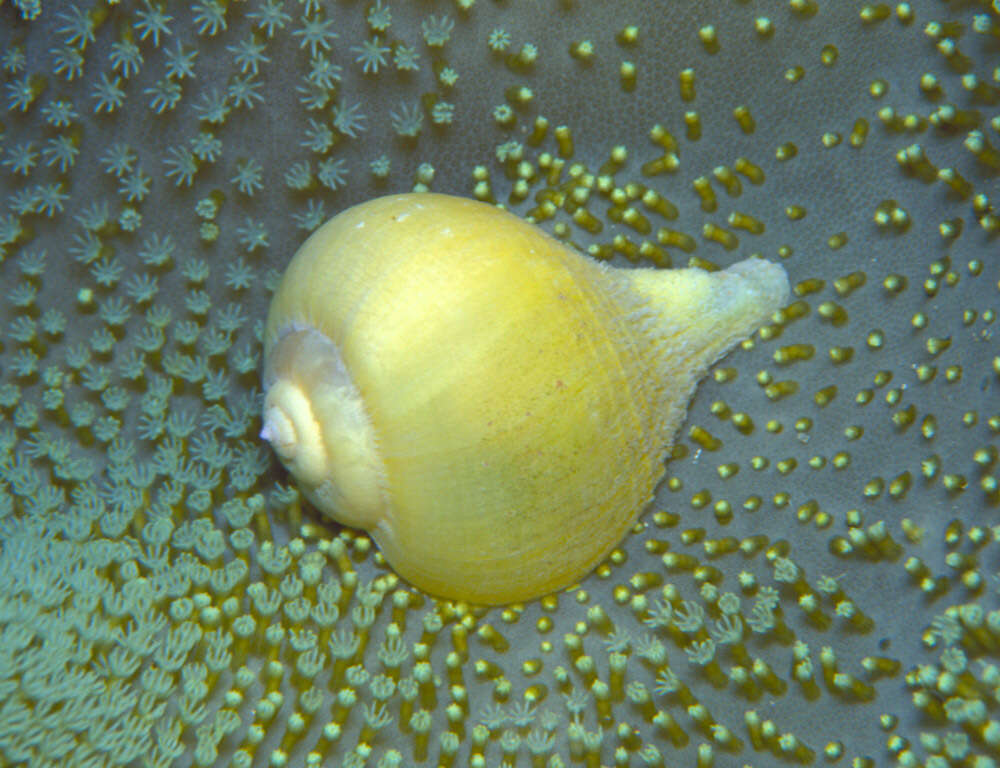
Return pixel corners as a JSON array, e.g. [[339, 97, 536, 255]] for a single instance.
[[1, 2, 999, 768]]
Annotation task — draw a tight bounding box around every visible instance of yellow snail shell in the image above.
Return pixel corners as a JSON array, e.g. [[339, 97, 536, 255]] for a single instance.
[[261, 193, 789, 604]]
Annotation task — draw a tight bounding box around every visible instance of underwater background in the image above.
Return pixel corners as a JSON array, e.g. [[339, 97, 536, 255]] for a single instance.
[[1, 1, 999, 767]]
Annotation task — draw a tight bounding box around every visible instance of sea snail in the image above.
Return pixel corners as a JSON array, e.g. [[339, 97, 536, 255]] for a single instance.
[[262, 193, 790, 605]]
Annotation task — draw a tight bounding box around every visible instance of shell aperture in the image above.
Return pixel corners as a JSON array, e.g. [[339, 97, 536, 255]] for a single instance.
[[261, 193, 790, 604]]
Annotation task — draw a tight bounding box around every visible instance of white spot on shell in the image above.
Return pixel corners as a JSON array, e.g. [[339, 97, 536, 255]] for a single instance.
[[283, 320, 317, 337], [396, 212, 410, 222], [355, 220, 366, 229]]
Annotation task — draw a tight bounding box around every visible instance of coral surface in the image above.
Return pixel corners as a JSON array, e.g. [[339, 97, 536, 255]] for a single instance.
[[1, 2, 998, 768]]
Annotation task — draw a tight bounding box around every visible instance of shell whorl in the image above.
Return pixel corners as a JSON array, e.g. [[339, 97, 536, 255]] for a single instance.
[[261, 326, 388, 532]]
